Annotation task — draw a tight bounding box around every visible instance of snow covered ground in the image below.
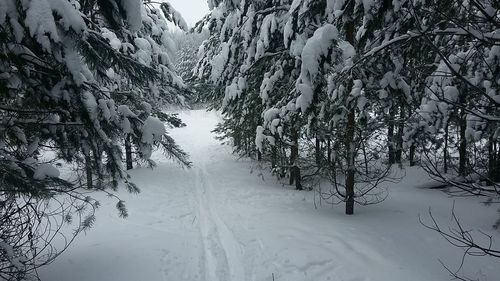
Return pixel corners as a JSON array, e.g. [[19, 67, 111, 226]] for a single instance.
[[39, 110, 500, 281]]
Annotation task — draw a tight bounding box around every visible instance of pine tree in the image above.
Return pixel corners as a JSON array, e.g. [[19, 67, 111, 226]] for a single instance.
[[0, 0, 190, 279], [194, 0, 499, 216], [171, 29, 209, 104], [194, 0, 500, 276], [195, 0, 394, 208]]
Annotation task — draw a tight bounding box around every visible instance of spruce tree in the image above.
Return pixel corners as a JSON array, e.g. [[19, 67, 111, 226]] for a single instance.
[[0, 0, 189, 279]]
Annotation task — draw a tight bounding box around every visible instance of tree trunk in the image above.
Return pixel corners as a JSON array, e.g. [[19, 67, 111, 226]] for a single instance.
[[315, 136, 321, 165], [458, 108, 467, 176], [344, 8, 356, 215], [345, 111, 356, 215], [281, 145, 287, 178], [388, 105, 396, 165], [327, 136, 332, 167], [395, 103, 405, 163], [488, 138, 500, 182], [362, 136, 368, 175], [289, 129, 302, 190], [444, 122, 449, 174], [125, 134, 133, 170], [271, 138, 277, 168], [85, 154, 93, 189], [496, 143, 500, 182], [409, 144, 416, 166], [244, 137, 249, 156]]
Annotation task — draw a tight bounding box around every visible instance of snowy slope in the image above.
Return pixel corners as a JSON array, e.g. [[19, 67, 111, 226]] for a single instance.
[[39, 110, 500, 281]]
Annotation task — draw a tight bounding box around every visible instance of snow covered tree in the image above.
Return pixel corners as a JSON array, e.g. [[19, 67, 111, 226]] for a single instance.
[[171, 29, 209, 104], [194, 0, 499, 277], [100, 2, 191, 170], [194, 0, 394, 210], [0, 0, 189, 279], [173, 31, 207, 81], [319, 0, 420, 213], [333, 0, 500, 275], [393, 0, 500, 196], [195, 0, 310, 189], [194, 0, 499, 218]]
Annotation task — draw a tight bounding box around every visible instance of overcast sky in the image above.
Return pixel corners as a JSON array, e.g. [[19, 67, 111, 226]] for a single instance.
[[165, 0, 210, 27]]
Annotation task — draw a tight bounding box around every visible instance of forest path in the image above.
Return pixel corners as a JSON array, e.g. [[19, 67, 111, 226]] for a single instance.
[[39, 110, 500, 281], [184, 113, 245, 281], [192, 164, 245, 281]]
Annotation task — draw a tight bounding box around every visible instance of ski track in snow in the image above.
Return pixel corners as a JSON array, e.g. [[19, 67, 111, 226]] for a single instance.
[[38, 110, 500, 281], [193, 165, 245, 281]]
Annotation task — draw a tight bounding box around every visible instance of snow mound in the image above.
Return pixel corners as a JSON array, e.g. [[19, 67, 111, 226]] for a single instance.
[[141, 117, 166, 144]]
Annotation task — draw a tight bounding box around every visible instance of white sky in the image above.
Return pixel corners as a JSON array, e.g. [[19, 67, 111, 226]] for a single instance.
[[165, 0, 210, 27]]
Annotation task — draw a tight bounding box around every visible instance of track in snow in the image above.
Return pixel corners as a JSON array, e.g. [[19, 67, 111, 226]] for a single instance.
[[193, 165, 245, 281], [38, 109, 500, 281]]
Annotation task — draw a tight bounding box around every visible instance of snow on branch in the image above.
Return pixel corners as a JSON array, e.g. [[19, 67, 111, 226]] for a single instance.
[[160, 2, 188, 31]]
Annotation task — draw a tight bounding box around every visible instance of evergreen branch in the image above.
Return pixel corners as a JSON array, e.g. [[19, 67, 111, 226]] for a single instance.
[[78, 31, 159, 84]]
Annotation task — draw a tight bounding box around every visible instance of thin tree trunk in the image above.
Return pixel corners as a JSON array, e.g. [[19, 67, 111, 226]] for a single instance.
[[488, 138, 500, 182], [294, 166, 302, 190], [344, 8, 356, 215], [289, 129, 302, 190], [362, 136, 368, 175], [459, 108, 467, 176], [444, 122, 449, 174], [327, 136, 332, 167], [315, 135, 321, 165], [244, 137, 249, 156], [281, 145, 287, 178], [271, 136, 277, 168], [496, 143, 500, 182], [388, 105, 396, 165], [125, 134, 133, 170], [345, 111, 356, 215], [409, 144, 416, 166], [395, 103, 405, 163], [85, 154, 93, 189]]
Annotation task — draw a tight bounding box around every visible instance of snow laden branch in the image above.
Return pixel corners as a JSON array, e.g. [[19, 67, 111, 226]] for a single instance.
[[1, 0, 190, 278], [160, 2, 189, 31], [195, 0, 500, 223]]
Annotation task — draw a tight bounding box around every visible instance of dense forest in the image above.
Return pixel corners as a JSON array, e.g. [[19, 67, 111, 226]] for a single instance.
[[193, 0, 500, 214], [1, 0, 499, 280]]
